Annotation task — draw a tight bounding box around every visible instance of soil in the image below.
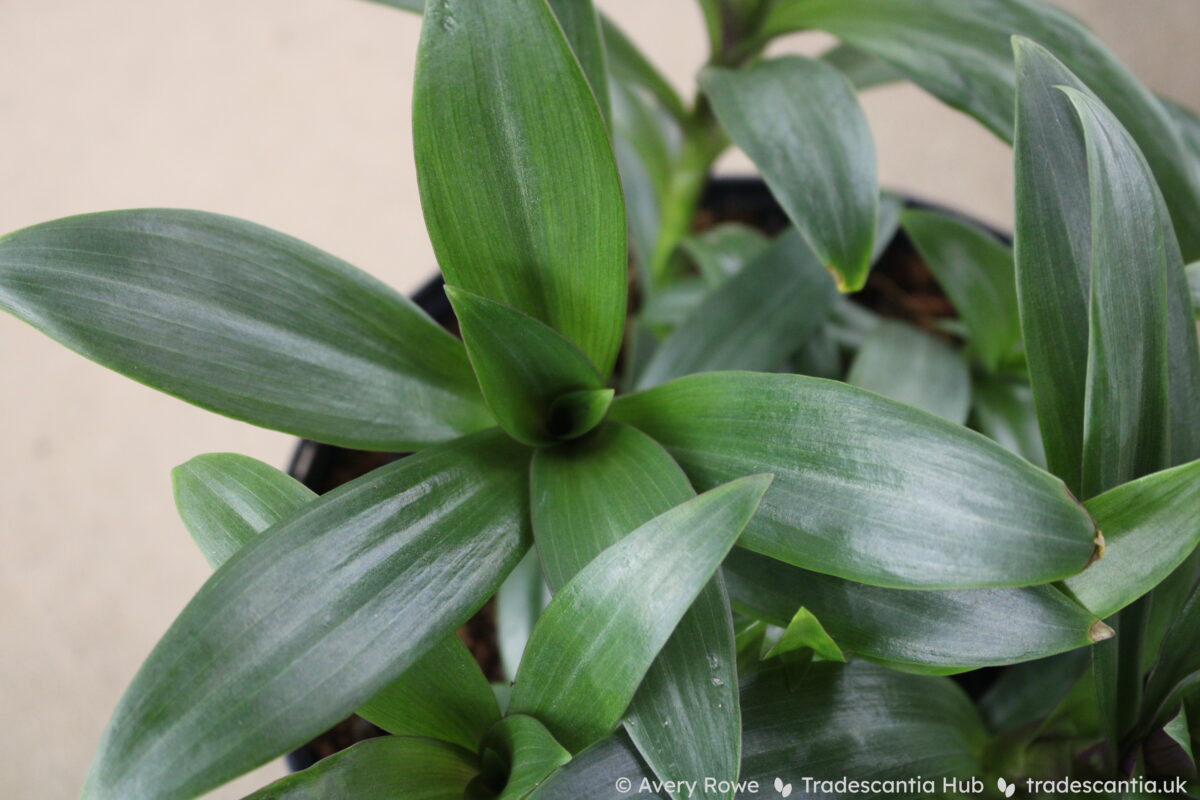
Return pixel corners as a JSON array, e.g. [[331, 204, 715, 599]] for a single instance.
[[285, 178, 979, 769]]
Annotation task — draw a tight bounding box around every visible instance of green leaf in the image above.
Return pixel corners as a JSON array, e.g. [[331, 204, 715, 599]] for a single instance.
[[510, 474, 771, 753], [599, 15, 686, 123], [447, 287, 606, 446], [970, 373, 1047, 468], [1063, 458, 1200, 620], [761, 0, 1200, 262], [700, 57, 878, 291], [363, 0, 424, 12], [762, 607, 845, 663], [174, 450, 499, 755], [1139, 581, 1200, 735], [613, 372, 1099, 590], [481, 715, 572, 800], [679, 223, 770, 284], [172, 453, 316, 569], [822, 42, 904, 91], [738, 661, 985, 784], [1188, 262, 1200, 319], [1163, 96, 1200, 173], [496, 552, 551, 682], [0, 209, 491, 450], [637, 228, 838, 389], [872, 191, 905, 263], [638, 280, 711, 328], [978, 650, 1090, 733], [243, 736, 478, 800], [611, 79, 674, 282], [901, 208, 1021, 372], [534, 661, 986, 797], [414, 0, 626, 376], [82, 430, 530, 800], [1058, 85, 1175, 497], [357, 634, 500, 752], [531, 423, 741, 799], [845, 320, 970, 424], [173, 451, 498, 754], [724, 548, 1107, 674], [547, 0, 610, 123]]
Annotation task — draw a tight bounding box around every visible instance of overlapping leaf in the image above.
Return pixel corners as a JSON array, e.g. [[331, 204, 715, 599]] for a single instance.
[[614, 372, 1098, 589], [701, 57, 878, 290], [83, 431, 530, 800], [845, 320, 970, 424], [0, 210, 492, 450], [414, 0, 626, 376], [531, 423, 741, 799]]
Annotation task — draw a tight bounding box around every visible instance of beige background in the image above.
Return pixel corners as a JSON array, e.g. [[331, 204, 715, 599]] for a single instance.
[[1, 1, 1196, 797]]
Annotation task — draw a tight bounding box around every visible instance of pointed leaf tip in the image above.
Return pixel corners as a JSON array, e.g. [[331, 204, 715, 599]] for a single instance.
[[1089, 619, 1116, 642]]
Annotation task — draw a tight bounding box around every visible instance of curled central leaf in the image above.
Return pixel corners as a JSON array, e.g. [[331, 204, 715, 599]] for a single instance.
[[547, 388, 615, 440]]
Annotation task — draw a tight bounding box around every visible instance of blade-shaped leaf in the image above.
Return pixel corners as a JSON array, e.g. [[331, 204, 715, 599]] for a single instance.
[[1188, 262, 1200, 319], [0, 209, 492, 450], [615, 372, 1098, 589], [357, 634, 500, 752], [680, 223, 770, 284], [172, 453, 316, 569], [414, 0, 626, 376], [547, 0, 610, 123], [1064, 458, 1200, 620], [495, 551, 551, 682], [510, 474, 771, 752], [174, 451, 499, 753], [822, 42, 904, 91], [83, 430, 530, 800], [531, 423, 741, 799], [364, 0, 424, 12], [482, 715, 572, 800], [970, 373, 1046, 468], [600, 14, 687, 123], [638, 228, 837, 389], [761, 0, 1200, 261], [845, 320, 970, 424], [447, 287, 606, 446], [1061, 85, 1177, 497], [1140, 582, 1200, 735], [978, 650, 1090, 733], [762, 607, 845, 663], [901, 209, 1021, 372], [700, 57, 878, 291], [243, 736, 478, 800], [536, 661, 987, 795], [725, 549, 1106, 674]]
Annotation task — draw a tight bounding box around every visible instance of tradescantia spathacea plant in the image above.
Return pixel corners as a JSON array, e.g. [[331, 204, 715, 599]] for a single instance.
[[3, 0, 1200, 797]]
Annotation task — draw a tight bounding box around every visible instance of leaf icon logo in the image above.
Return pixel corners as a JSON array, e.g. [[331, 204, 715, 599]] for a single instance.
[[773, 777, 793, 797], [997, 777, 1016, 798]]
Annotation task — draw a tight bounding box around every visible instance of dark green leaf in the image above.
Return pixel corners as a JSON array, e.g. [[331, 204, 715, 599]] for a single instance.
[[610, 79, 675, 280], [615, 371, 1099, 589], [414, 0, 626, 376], [547, 0, 610, 123], [901, 208, 1020, 372], [638, 228, 838, 388], [535, 661, 985, 797], [548, 389, 616, 442], [1141, 582, 1200, 735], [680, 223, 769, 284], [701, 57, 878, 291], [510, 474, 771, 753], [174, 450, 499, 755], [447, 287, 605, 446], [357, 634, 500, 752], [1188, 262, 1200, 319], [845, 320, 970, 424], [0, 210, 491, 450], [761, 0, 1200, 261], [531, 423, 741, 799], [822, 42, 904, 91], [1059, 86, 1174, 497], [872, 191, 904, 263], [724, 549, 1107, 674], [482, 715, 572, 800], [599, 15, 687, 123], [638, 279, 711, 328], [1162, 96, 1200, 173], [82, 430, 530, 800], [172, 453, 315, 569], [978, 650, 1090, 733], [970, 374, 1046, 468], [243, 736, 477, 800], [1064, 458, 1200, 620]]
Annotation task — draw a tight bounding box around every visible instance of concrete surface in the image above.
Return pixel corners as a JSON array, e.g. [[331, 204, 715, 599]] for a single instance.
[[1, 1, 1196, 797]]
